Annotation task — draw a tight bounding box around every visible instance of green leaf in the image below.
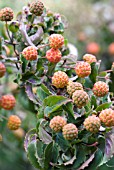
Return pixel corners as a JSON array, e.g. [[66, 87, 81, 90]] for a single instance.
[[9, 21, 19, 33], [62, 103, 75, 123], [95, 102, 112, 112], [99, 129, 114, 167], [70, 145, 87, 169], [36, 141, 45, 168], [56, 133, 70, 152], [44, 142, 59, 169], [36, 84, 51, 102], [44, 95, 71, 117], [39, 126, 52, 144], [85, 149, 103, 170], [89, 63, 99, 84], [84, 77, 93, 88], [44, 95, 71, 107], [91, 96, 97, 109], [27, 141, 41, 169]]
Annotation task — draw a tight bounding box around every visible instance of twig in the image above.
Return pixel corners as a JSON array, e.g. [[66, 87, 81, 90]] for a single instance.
[[37, 44, 49, 49]]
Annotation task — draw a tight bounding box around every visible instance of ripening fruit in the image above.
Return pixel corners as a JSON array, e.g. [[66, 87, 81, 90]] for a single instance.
[[93, 81, 109, 97], [75, 61, 91, 78], [67, 80, 83, 96], [52, 71, 69, 88], [108, 43, 114, 55], [84, 115, 101, 133], [22, 46, 38, 61], [0, 7, 14, 21], [99, 109, 114, 127], [72, 90, 89, 108], [1, 95, 16, 110], [86, 42, 100, 55], [29, 0, 44, 16], [46, 48, 62, 63], [62, 123, 78, 140], [83, 54, 97, 64], [13, 128, 25, 138], [49, 116, 67, 132], [0, 62, 6, 78], [49, 34, 64, 49], [7, 115, 21, 130]]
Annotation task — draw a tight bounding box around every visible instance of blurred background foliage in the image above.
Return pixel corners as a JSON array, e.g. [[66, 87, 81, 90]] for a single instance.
[[0, 0, 114, 170]]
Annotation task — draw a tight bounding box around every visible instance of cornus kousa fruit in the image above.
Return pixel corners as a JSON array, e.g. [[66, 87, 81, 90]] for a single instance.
[[0, 7, 14, 21], [52, 71, 69, 88], [29, 0, 44, 16], [0, 62, 6, 78], [49, 34, 64, 49], [62, 123, 78, 140], [7, 115, 21, 130], [67, 80, 83, 96], [99, 109, 114, 127], [72, 90, 89, 108], [1, 95, 16, 110], [22, 46, 38, 61], [84, 115, 101, 133], [83, 54, 97, 64], [46, 48, 62, 63], [93, 81, 109, 97], [75, 61, 91, 78], [49, 116, 67, 132], [86, 42, 100, 55]]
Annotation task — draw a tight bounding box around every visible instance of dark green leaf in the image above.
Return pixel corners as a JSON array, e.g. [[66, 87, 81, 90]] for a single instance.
[[89, 63, 99, 84], [44, 142, 59, 169], [56, 133, 70, 152], [95, 102, 112, 112], [39, 126, 52, 144], [27, 141, 41, 169], [91, 96, 97, 109]]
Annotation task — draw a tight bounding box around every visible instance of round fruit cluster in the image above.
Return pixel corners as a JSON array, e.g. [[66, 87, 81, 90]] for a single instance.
[[0, 94, 22, 131], [49, 116, 78, 140], [50, 107, 114, 138], [45, 34, 64, 63]]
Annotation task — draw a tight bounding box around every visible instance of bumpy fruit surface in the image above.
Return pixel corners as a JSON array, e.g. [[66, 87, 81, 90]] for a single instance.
[[0, 7, 14, 21], [29, 0, 44, 16], [67, 80, 83, 96], [83, 54, 97, 64], [22, 46, 38, 60], [72, 90, 89, 108], [84, 115, 101, 133], [1, 95, 16, 110], [49, 34, 64, 49], [50, 116, 67, 132], [7, 115, 21, 130], [93, 81, 109, 97], [0, 62, 6, 78], [52, 71, 69, 88], [75, 61, 91, 78], [62, 123, 78, 140], [13, 128, 25, 138], [46, 48, 61, 63], [99, 109, 114, 127]]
